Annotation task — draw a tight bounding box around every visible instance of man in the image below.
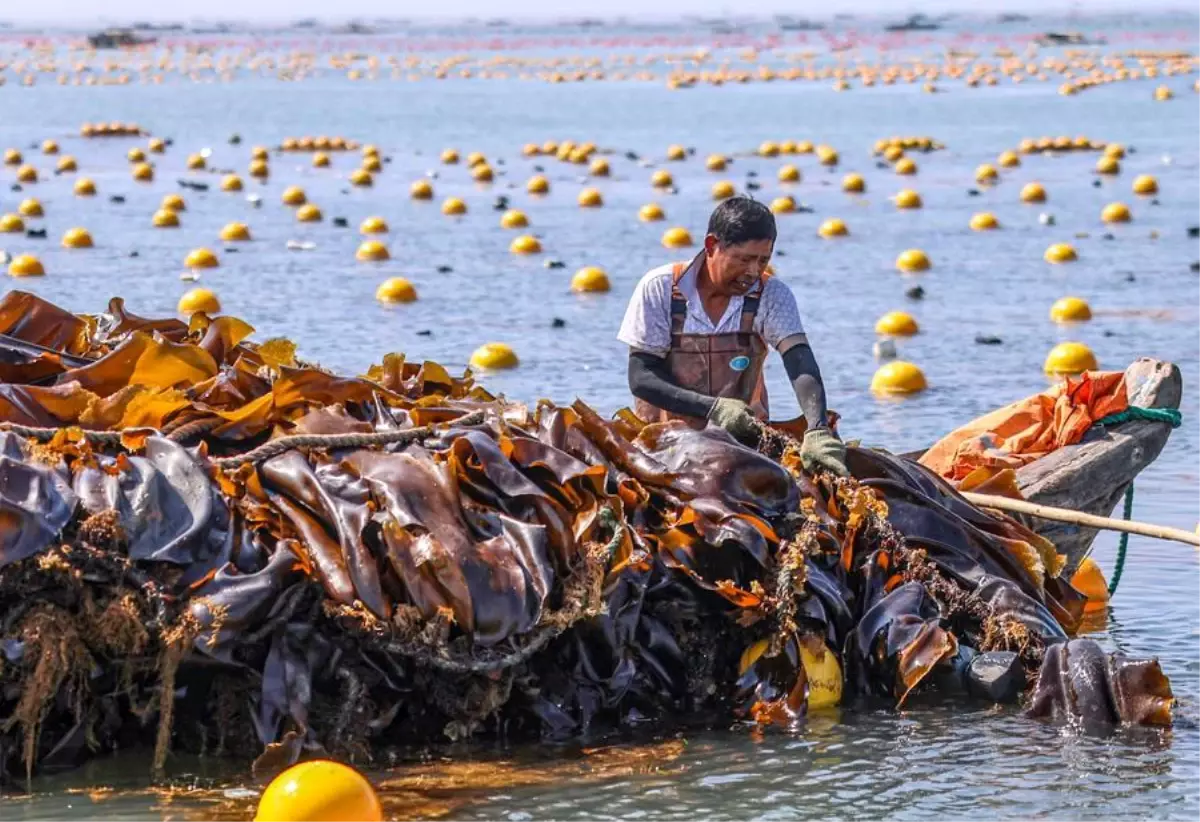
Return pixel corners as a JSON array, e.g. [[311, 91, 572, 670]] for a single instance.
[[617, 196, 848, 477]]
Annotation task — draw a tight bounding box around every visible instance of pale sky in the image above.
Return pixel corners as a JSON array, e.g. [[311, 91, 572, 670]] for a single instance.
[[5, 0, 1194, 25]]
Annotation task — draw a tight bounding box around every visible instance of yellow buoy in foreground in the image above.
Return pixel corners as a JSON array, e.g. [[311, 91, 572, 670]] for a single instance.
[[296, 203, 322, 222], [1020, 182, 1046, 203], [221, 174, 244, 191], [178, 288, 220, 315], [16, 165, 38, 183], [312, 151, 331, 168], [254, 760, 382, 822], [162, 193, 186, 212], [1101, 202, 1131, 223], [132, 162, 154, 181], [1132, 174, 1158, 195], [7, 254, 44, 277], [770, 196, 796, 214], [441, 197, 466, 215], [571, 266, 611, 293], [376, 277, 417, 304], [0, 213, 25, 232], [875, 311, 919, 336], [1095, 155, 1120, 175], [18, 198, 43, 217], [185, 248, 219, 269], [589, 157, 610, 177], [639, 203, 666, 222], [56, 155, 77, 172], [220, 222, 251, 242], [662, 227, 693, 248], [969, 212, 999, 231], [894, 157, 917, 175], [526, 175, 549, 194], [817, 218, 848, 238], [73, 177, 97, 196], [817, 146, 839, 166], [409, 179, 433, 200], [998, 150, 1020, 168], [186, 153, 206, 170], [778, 164, 801, 183], [441, 148, 459, 164], [510, 235, 542, 254], [871, 361, 927, 395], [895, 249, 931, 272], [469, 164, 492, 183], [705, 154, 727, 171], [349, 168, 374, 187], [500, 209, 529, 229], [651, 170, 674, 188], [711, 180, 735, 200], [975, 164, 999, 184], [1044, 243, 1077, 264], [61, 227, 93, 248], [1044, 341, 1097, 375], [842, 173, 865, 193], [248, 160, 269, 179], [127, 147, 145, 163], [470, 343, 519, 371], [281, 186, 306, 206], [42, 139, 59, 155], [1049, 296, 1092, 323], [360, 216, 389, 234], [362, 155, 382, 173], [578, 187, 603, 208], [152, 208, 180, 228], [893, 189, 922, 209], [356, 240, 390, 261], [666, 144, 686, 161]]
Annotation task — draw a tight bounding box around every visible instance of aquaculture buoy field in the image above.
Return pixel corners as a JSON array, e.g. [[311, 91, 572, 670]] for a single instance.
[[1, 10, 1199, 820]]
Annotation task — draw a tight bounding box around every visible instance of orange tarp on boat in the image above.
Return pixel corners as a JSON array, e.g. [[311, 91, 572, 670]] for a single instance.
[[919, 371, 1129, 481]]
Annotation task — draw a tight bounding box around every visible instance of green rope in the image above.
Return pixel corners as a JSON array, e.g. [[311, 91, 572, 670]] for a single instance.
[[1108, 484, 1134, 596], [1094, 406, 1183, 428]]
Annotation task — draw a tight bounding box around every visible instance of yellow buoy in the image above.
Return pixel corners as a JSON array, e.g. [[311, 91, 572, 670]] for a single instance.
[[356, 240, 390, 261], [466, 151, 487, 167], [281, 186, 307, 206], [16, 164, 38, 183], [571, 266, 611, 293], [0, 213, 25, 233], [132, 162, 154, 181], [221, 174, 244, 191], [705, 154, 727, 171], [41, 141, 59, 156], [842, 173, 865, 193], [127, 147, 146, 163], [1100, 202, 1131, 223], [178, 287, 220, 315], [526, 175, 549, 194], [666, 144, 686, 161], [662, 227, 693, 248], [997, 150, 1020, 168], [61, 227, 93, 248], [376, 277, 417, 304], [1020, 182, 1046, 203], [1049, 296, 1092, 323], [251, 145, 269, 161], [1153, 84, 1173, 101], [1104, 143, 1126, 159], [521, 143, 541, 157], [1132, 174, 1158, 196], [254, 760, 383, 822], [248, 159, 269, 179], [589, 157, 610, 177], [362, 155, 382, 173], [220, 221, 251, 242], [871, 361, 928, 395], [969, 212, 1000, 231], [711, 180, 736, 200], [896, 249, 931, 272], [817, 146, 839, 166], [149, 139, 165, 155], [1044, 243, 1077, 264], [500, 209, 529, 229], [161, 193, 186, 212], [441, 197, 466, 215], [884, 145, 906, 163], [578, 187, 603, 208], [18, 198, 42, 217], [470, 164, 492, 183], [360, 216, 389, 234], [2, 148, 21, 166], [349, 168, 374, 187], [186, 153, 206, 170], [296, 203, 323, 223], [7, 254, 44, 277], [795, 140, 815, 154], [875, 311, 919, 336], [817, 218, 848, 238], [184, 248, 219, 269], [778, 164, 801, 183], [73, 177, 96, 196], [408, 179, 433, 200], [56, 155, 77, 172], [651, 169, 674, 188], [510, 234, 542, 254], [1095, 155, 1120, 175], [639, 203, 666, 222], [894, 189, 922, 209], [470, 343, 519, 371], [441, 148, 460, 164], [1044, 341, 1097, 375], [152, 208, 180, 228], [976, 163, 999, 183], [758, 141, 780, 157], [770, 196, 796, 214], [894, 157, 918, 175], [541, 140, 558, 154], [312, 151, 331, 168]]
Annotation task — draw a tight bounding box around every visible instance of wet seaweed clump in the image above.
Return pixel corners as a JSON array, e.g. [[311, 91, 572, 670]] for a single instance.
[[0, 291, 1174, 784]]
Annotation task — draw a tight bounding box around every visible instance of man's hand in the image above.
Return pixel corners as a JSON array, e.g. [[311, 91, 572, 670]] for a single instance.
[[800, 428, 850, 477], [707, 398, 760, 443]]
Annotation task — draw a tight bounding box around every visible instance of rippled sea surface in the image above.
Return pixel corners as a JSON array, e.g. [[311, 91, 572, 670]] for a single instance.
[[2, 13, 1198, 820]]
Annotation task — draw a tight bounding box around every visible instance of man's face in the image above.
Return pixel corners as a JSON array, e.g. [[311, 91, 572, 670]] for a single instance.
[[704, 236, 774, 295]]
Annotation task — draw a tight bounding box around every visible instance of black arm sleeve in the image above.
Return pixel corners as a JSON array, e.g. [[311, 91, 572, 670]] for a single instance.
[[781, 343, 832, 431], [628, 351, 717, 420]]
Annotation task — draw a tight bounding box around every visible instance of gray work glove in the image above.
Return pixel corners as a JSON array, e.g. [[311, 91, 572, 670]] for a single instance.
[[800, 427, 850, 478], [707, 398, 760, 443]]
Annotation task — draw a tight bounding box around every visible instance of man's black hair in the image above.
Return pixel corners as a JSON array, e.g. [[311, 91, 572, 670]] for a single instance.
[[707, 196, 777, 246]]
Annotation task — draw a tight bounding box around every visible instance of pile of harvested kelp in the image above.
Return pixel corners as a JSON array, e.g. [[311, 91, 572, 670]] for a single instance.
[[0, 291, 1174, 785]]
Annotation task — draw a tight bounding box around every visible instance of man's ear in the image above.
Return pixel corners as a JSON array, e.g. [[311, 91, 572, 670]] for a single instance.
[[703, 234, 718, 255]]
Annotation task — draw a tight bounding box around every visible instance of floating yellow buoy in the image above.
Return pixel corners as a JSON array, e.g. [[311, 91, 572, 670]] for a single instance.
[[295, 203, 322, 222], [217, 174, 242, 192], [770, 196, 796, 214], [666, 144, 686, 161], [976, 163, 999, 183], [441, 197, 466, 215], [1050, 296, 1092, 323], [1069, 557, 1110, 613], [7, 253, 44, 277], [1043, 243, 1077, 263], [588, 157, 610, 177], [152, 208, 180, 228], [312, 151, 331, 168], [18, 198, 42, 217], [705, 154, 727, 171], [184, 247, 219, 269], [526, 175, 549, 194], [132, 162, 154, 181], [16, 165, 37, 183], [662, 226, 693, 248], [73, 177, 96, 196], [376, 277, 417, 304], [998, 150, 1020, 168], [571, 266, 611, 293], [356, 240, 390, 261], [578, 187, 603, 207], [817, 146, 839, 166], [186, 153, 206, 170], [1103, 143, 1125, 159], [406, 179, 433, 200], [521, 143, 540, 157], [1044, 341, 1097, 375], [510, 234, 542, 254], [61, 227, 93, 248], [896, 248, 931, 272], [1095, 155, 1120, 175], [1132, 174, 1158, 195], [651, 169, 673, 188], [500, 209, 529, 229], [894, 188, 922, 209], [1101, 202, 1131, 223], [281, 186, 307, 206], [884, 145, 905, 163], [161, 193, 186, 212], [441, 149, 460, 164], [541, 140, 558, 155], [871, 361, 928, 395], [0, 213, 25, 232], [1020, 182, 1046, 203], [711, 180, 736, 200], [254, 760, 382, 822], [56, 155, 76, 172], [360, 216, 389, 234], [639, 203, 666, 222], [875, 311, 919, 336], [2, 148, 21, 165], [758, 141, 780, 157], [969, 212, 999, 231], [362, 144, 380, 158], [127, 147, 146, 163], [817, 218, 848, 238], [248, 159, 269, 179], [894, 157, 918, 175], [250, 145, 268, 161], [220, 221, 251, 242], [349, 168, 374, 186], [178, 287, 220, 315], [466, 151, 487, 167], [470, 342, 519, 371], [778, 164, 801, 183], [470, 164, 493, 183], [1153, 84, 1173, 101], [795, 140, 815, 154], [842, 173, 865, 193], [362, 155, 382, 173]]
